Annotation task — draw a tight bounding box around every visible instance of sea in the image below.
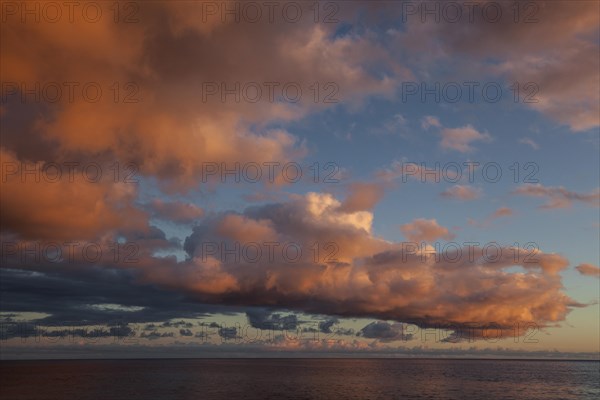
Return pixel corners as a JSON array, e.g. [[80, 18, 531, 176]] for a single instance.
[[1, 358, 599, 399]]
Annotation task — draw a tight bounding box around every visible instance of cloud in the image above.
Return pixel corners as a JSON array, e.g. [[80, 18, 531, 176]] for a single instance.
[[0, 2, 593, 347], [492, 43, 599, 132], [468, 207, 514, 229], [0, 2, 400, 193], [161, 320, 194, 328], [218, 327, 239, 340], [165, 193, 582, 338], [492, 207, 514, 218], [0, 2, 411, 248], [440, 125, 492, 153], [141, 331, 175, 340], [358, 321, 413, 342], [421, 115, 441, 130], [400, 218, 455, 242], [414, 116, 492, 153], [519, 138, 540, 150], [375, 113, 408, 135], [512, 184, 600, 209], [0, 322, 136, 341], [339, 182, 385, 212], [575, 263, 600, 278], [148, 200, 204, 224], [0, 265, 244, 329], [396, 0, 599, 132], [242, 191, 287, 203], [441, 185, 482, 201], [215, 214, 278, 243], [2, 191, 581, 340], [246, 310, 298, 331], [318, 318, 340, 334], [0, 149, 150, 241], [179, 328, 193, 336]]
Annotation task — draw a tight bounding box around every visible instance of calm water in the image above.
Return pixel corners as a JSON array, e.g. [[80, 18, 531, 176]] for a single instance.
[[1, 358, 599, 399]]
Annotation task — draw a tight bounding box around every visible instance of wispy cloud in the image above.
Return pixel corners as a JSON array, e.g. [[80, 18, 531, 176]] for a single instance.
[[440, 125, 492, 153], [512, 184, 600, 209], [519, 138, 540, 150], [441, 185, 482, 201]]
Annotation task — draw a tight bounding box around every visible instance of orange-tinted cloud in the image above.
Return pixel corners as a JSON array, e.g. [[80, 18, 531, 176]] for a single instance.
[[469, 206, 514, 228], [441, 185, 482, 201], [396, 0, 599, 131], [576, 263, 600, 278], [492, 207, 513, 218], [512, 184, 600, 209], [0, 2, 400, 192], [339, 182, 385, 212], [124, 192, 580, 339], [440, 125, 491, 153], [400, 218, 455, 242], [0, 148, 148, 241]]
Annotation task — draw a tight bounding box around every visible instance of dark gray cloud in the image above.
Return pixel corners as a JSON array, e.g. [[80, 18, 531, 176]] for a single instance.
[[0, 266, 243, 328], [246, 309, 298, 331], [0, 322, 135, 340], [358, 321, 413, 342], [162, 321, 194, 328], [179, 329, 193, 337], [140, 331, 175, 340], [318, 318, 339, 334], [218, 327, 239, 340]]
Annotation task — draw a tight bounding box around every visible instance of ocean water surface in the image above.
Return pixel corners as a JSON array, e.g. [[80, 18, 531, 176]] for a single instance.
[[1, 358, 599, 399]]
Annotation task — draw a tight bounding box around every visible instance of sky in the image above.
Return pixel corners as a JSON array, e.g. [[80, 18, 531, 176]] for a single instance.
[[0, 0, 599, 359]]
